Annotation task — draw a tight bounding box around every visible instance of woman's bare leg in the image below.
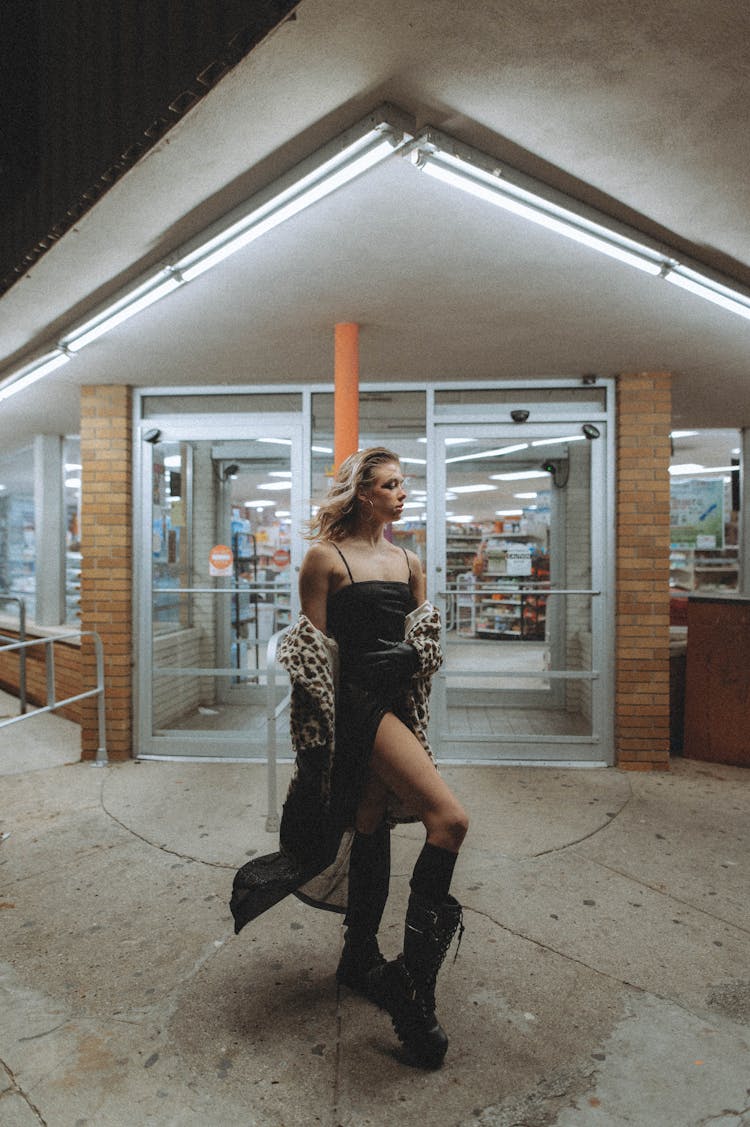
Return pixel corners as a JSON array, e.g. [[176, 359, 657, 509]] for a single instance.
[[366, 712, 469, 852]]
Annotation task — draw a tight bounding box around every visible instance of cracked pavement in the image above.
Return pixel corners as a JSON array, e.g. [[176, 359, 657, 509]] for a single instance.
[[1, 699, 750, 1126]]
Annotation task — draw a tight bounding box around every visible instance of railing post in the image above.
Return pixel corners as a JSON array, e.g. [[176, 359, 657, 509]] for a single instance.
[[18, 598, 27, 714], [45, 638, 56, 707], [91, 632, 108, 767]]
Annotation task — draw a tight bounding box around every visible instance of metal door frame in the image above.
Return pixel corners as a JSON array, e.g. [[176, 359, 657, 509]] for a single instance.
[[425, 386, 615, 764], [134, 409, 309, 759]]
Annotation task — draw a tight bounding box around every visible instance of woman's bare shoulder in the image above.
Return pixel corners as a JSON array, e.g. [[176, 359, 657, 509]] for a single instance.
[[301, 540, 342, 573]]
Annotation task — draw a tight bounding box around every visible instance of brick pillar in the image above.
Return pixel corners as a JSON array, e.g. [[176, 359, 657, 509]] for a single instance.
[[615, 372, 671, 770], [79, 386, 133, 761]]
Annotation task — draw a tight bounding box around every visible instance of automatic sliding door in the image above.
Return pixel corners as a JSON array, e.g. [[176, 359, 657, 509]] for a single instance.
[[139, 417, 303, 759], [431, 422, 609, 763]]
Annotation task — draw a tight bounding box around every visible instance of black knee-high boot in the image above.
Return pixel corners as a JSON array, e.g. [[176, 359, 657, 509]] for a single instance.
[[374, 842, 463, 1069], [336, 822, 391, 999]]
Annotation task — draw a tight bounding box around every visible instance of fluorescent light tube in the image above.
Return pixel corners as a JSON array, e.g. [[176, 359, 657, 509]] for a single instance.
[[664, 267, 750, 321], [176, 134, 400, 282], [0, 350, 71, 403], [62, 270, 183, 352], [668, 463, 705, 475], [490, 470, 550, 481], [449, 483, 497, 494], [531, 435, 587, 447], [446, 443, 529, 464], [417, 148, 665, 275], [670, 463, 738, 476]]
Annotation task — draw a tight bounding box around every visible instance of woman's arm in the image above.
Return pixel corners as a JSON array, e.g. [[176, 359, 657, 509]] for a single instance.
[[298, 543, 334, 633], [407, 549, 426, 605]]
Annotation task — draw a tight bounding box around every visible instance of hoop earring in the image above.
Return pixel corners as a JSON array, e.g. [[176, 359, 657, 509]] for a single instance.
[[362, 497, 375, 520]]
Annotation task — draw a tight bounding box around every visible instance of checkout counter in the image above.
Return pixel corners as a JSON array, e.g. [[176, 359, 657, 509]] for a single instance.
[[683, 593, 750, 766]]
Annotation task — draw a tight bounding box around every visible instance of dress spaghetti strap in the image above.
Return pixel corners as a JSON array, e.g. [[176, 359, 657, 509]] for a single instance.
[[332, 543, 355, 584], [401, 545, 411, 581]]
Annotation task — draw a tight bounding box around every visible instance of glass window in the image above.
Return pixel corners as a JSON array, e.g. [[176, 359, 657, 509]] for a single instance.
[[435, 387, 607, 411], [142, 392, 302, 416], [669, 428, 741, 594], [64, 437, 82, 625], [0, 445, 35, 621]]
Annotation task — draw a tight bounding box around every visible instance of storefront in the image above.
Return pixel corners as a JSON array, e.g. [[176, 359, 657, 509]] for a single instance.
[[133, 379, 614, 764]]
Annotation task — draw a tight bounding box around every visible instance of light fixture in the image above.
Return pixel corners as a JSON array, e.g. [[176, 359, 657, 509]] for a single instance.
[[257, 481, 292, 490], [446, 443, 528, 464], [223, 463, 240, 480], [0, 107, 411, 399], [174, 108, 410, 282], [669, 463, 739, 476], [670, 430, 699, 439], [582, 423, 601, 440], [143, 428, 162, 444], [412, 128, 750, 321], [663, 265, 750, 321], [418, 436, 477, 446], [61, 269, 184, 353], [243, 499, 275, 508], [489, 470, 550, 481], [495, 508, 524, 516], [411, 132, 666, 276], [515, 492, 538, 499], [0, 350, 70, 404], [448, 483, 497, 494], [65, 477, 81, 489], [530, 435, 586, 447]]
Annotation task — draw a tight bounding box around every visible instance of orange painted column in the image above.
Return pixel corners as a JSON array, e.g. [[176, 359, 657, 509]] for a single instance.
[[334, 322, 359, 469]]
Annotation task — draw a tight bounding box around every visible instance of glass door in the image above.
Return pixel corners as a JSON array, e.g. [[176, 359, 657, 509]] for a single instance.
[[428, 420, 611, 763], [137, 414, 305, 758]]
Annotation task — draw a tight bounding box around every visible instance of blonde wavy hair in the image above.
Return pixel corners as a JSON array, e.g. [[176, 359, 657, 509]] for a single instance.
[[306, 446, 402, 541]]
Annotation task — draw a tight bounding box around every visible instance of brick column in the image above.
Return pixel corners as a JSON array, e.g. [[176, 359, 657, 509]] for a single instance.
[[615, 372, 671, 770], [79, 385, 133, 761]]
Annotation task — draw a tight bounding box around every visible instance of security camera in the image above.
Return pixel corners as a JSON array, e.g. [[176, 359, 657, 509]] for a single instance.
[[510, 409, 530, 423]]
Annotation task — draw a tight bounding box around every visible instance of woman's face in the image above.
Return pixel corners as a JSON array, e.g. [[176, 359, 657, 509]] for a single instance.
[[361, 461, 407, 523]]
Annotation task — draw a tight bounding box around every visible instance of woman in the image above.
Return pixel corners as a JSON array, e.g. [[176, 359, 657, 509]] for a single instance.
[[231, 447, 468, 1069]]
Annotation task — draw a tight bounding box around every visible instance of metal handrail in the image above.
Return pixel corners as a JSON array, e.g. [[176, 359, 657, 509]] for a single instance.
[[0, 630, 108, 766], [0, 593, 27, 714], [438, 585, 602, 597], [265, 626, 291, 833]]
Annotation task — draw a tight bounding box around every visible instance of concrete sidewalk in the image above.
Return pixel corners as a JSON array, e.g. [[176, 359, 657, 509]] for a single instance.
[[1, 703, 750, 1127]]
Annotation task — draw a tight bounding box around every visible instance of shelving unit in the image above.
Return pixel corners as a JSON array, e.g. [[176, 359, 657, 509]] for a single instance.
[[670, 545, 739, 592], [445, 524, 549, 641]]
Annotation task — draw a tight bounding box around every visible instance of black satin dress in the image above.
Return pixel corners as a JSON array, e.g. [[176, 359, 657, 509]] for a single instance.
[[325, 561, 417, 820]]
